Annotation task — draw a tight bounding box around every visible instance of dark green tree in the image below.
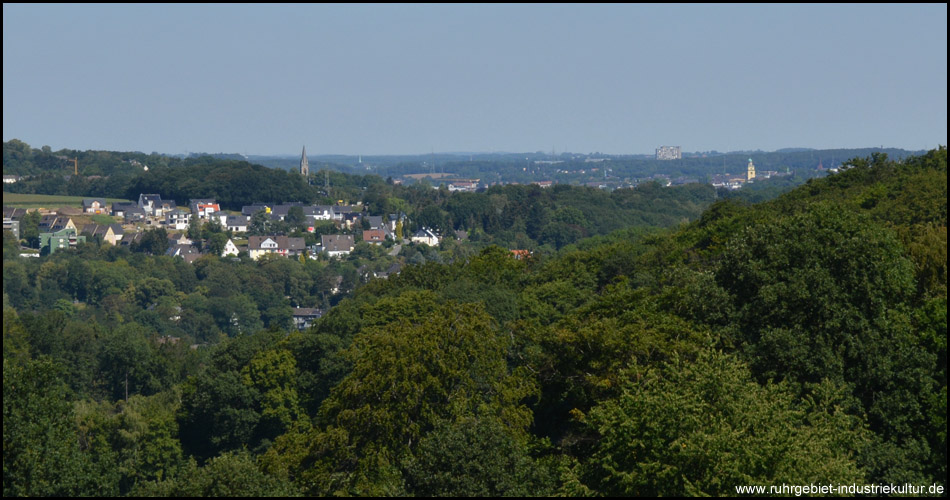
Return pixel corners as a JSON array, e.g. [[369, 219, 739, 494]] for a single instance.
[[132, 228, 169, 255], [285, 206, 307, 232], [177, 370, 261, 462], [99, 322, 170, 401], [186, 214, 202, 241], [4, 357, 119, 496], [18, 210, 41, 248], [207, 232, 229, 257], [248, 210, 271, 236], [576, 350, 867, 496], [715, 202, 935, 484], [133, 451, 299, 496], [404, 416, 557, 496], [274, 300, 536, 495]]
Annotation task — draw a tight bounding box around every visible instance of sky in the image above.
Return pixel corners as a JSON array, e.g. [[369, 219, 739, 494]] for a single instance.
[[3, 4, 947, 156]]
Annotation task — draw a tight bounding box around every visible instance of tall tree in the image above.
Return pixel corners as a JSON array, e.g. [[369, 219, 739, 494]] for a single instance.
[[4, 357, 118, 496], [576, 350, 867, 496]]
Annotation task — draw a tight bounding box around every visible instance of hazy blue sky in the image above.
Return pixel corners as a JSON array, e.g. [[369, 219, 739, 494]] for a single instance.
[[3, 4, 947, 156]]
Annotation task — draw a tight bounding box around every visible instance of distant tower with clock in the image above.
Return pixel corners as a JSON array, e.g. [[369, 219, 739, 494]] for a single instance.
[[747, 158, 756, 181]]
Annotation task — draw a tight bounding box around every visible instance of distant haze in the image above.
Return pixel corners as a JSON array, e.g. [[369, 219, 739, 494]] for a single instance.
[[3, 4, 947, 156]]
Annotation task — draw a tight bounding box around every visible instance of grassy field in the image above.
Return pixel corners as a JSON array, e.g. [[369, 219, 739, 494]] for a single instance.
[[2, 192, 131, 209]]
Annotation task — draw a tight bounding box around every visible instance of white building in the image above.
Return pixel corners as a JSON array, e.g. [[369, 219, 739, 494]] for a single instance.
[[248, 235, 306, 260], [190, 199, 220, 220], [225, 215, 249, 233], [165, 209, 191, 230], [221, 238, 239, 257], [321, 234, 355, 258], [410, 227, 440, 246], [656, 146, 682, 160]]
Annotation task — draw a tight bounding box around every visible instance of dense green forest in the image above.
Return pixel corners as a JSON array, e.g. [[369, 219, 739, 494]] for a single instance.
[[4, 147, 946, 496]]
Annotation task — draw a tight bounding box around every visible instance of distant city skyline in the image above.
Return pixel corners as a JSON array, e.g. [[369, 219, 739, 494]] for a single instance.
[[3, 4, 947, 156]]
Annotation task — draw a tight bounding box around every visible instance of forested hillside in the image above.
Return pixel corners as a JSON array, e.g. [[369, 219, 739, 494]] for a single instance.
[[4, 147, 946, 496]]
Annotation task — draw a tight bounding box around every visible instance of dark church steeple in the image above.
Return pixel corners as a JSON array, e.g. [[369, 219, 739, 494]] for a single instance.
[[300, 146, 309, 177]]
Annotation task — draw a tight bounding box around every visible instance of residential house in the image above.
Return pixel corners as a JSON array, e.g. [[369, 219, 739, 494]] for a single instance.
[[3, 175, 21, 184], [40, 227, 85, 255], [365, 215, 393, 237], [362, 229, 387, 245], [165, 209, 191, 230], [3, 207, 30, 239], [447, 180, 479, 192], [247, 235, 307, 260], [110, 203, 132, 217], [221, 238, 239, 257], [510, 249, 532, 260], [168, 233, 193, 247], [2, 207, 29, 220], [81, 223, 125, 246], [3, 218, 19, 239], [106, 223, 126, 244], [82, 198, 108, 214], [339, 212, 362, 229], [321, 234, 355, 257], [212, 213, 230, 228], [410, 227, 440, 246], [122, 231, 144, 247], [357, 264, 376, 282], [242, 203, 272, 217], [225, 215, 249, 233], [270, 202, 304, 221], [332, 206, 360, 222], [388, 212, 409, 236], [376, 261, 403, 279], [711, 175, 746, 190], [366, 215, 385, 230], [137, 194, 175, 217], [158, 199, 178, 216], [306, 205, 335, 221], [38, 215, 76, 233], [112, 202, 146, 221], [138, 194, 163, 216], [189, 199, 220, 220], [165, 244, 202, 264], [291, 308, 323, 330]]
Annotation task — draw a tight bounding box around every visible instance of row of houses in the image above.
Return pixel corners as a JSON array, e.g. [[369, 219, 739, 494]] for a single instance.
[[103, 195, 413, 238], [5, 210, 440, 257], [162, 234, 351, 262], [85, 194, 218, 222], [6, 194, 441, 256], [20, 225, 274, 260], [241, 203, 410, 233]]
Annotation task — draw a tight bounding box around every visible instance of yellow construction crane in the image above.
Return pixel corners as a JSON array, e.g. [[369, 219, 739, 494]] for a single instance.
[[63, 157, 78, 176]]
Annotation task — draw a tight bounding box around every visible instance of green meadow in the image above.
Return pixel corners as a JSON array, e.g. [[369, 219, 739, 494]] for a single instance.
[[2, 192, 131, 209]]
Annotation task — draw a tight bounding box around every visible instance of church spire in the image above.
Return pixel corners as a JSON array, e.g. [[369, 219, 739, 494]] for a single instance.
[[300, 146, 309, 177]]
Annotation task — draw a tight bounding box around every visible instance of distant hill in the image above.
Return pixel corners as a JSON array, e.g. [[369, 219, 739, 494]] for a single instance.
[[2, 139, 933, 199], [774, 147, 816, 153]]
